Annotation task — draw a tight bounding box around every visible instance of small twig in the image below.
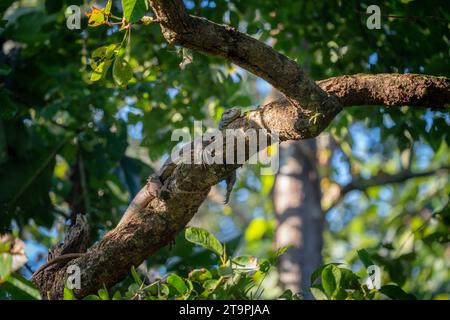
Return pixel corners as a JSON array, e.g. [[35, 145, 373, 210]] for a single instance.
[[328, 166, 450, 210]]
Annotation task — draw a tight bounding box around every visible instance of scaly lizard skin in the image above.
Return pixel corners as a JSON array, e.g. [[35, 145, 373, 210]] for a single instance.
[[218, 108, 241, 204], [34, 177, 163, 276], [218, 107, 241, 130], [34, 111, 243, 275], [117, 175, 162, 227], [33, 253, 84, 276]]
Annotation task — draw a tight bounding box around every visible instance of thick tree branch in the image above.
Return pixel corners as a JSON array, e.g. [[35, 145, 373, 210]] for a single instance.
[[318, 74, 450, 109], [148, 0, 342, 117]]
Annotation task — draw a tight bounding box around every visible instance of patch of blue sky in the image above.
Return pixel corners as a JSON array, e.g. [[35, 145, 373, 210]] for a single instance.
[[184, 0, 195, 10], [331, 149, 351, 185], [24, 240, 47, 268], [349, 123, 381, 167], [376, 201, 391, 218], [378, 186, 393, 202], [414, 143, 433, 170], [251, 207, 265, 219], [244, 171, 261, 191], [128, 121, 143, 140], [256, 77, 271, 97], [106, 25, 119, 36], [228, 67, 243, 83], [167, 87, 180, 98], [165, 256, 182, 269], [24, 225, 59, 274], [382, 113, 395, 129], [235, 187, 250, 202], [200, 0, 216, 8], [326, 207, 344, 232], [116, 105, 144, 140], [368, 52, 378, 66], [218, 215, 241, 242], [423, 110, 435, 132]]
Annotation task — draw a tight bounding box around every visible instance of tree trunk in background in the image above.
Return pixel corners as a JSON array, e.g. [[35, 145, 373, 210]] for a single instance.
[[274, 139, 323, 297]]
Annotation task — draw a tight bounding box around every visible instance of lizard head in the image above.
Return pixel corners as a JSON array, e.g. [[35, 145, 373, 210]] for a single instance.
[[219, 107, 242, 130]]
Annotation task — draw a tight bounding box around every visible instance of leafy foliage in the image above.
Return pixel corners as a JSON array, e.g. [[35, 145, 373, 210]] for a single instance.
[[309, 255, 417, 300], [0, 235, 40, 300]]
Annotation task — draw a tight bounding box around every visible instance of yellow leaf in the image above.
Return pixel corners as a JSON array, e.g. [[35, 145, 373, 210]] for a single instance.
[[87, 7, 106, 27], [90, 59, 112, 82], [245, 218, 267, 242], [104, 0, 113, 15]]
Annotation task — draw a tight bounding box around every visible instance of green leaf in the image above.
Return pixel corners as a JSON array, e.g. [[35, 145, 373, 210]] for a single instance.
[[232, 256, 259, 273], [322, 264, 341, 298], [167, 274, 188, 295], [122, 0, 148, 22], [159, 284, 170, 297], [0, 253, 13, 281], [259, 260, 271, 273], [64, 287, 77, 300], [113, 56, 133, 87], [45, 0, 64, 14], [4, 273, 41, 300], [229, 10, 240, 27], [357, 249, 374, 268], [83, 294, 101, 300], [104, 0, 113, 15], [0, 135, 59, 229], [310, 263, 340, 285], [145, 283, 159, 296], [185, 227, 223, 257], [334, 288, 348, 300], [188, 268, 212, 282], [127, 283, 140, 295], [203, 279, 220, 291], [185, 279, 194, 294], [274, 245, 289, 257], [279, 289, 293, 300], [98, 288, 109, 300], [0, 0, 15, 13], [268, 245, 289, 264], [131, 265, 143, 286], [380, 285, 417, 300], [217, 264, 233, 277], [91, 59, 112, 82], [339, 268, 361, 289], [145, 282, 169, 298], [0, 64, 12, 76], [0, 90, 17, 120], [310, 286, 328, 300], [92, 44, 118, 60], [87, 7, 107, 27]]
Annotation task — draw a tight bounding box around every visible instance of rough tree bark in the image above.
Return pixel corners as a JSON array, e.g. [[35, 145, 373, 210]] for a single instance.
[[32, 0, 450, 299]]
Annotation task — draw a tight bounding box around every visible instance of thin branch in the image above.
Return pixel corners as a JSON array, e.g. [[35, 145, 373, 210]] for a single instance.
[[329, 166, 450, 209]]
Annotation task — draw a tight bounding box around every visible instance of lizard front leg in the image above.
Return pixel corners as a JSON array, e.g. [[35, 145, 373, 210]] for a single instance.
[[117, 175, 162, 227], [223, 171, 237, 204], [218, 107, 242, 204]]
